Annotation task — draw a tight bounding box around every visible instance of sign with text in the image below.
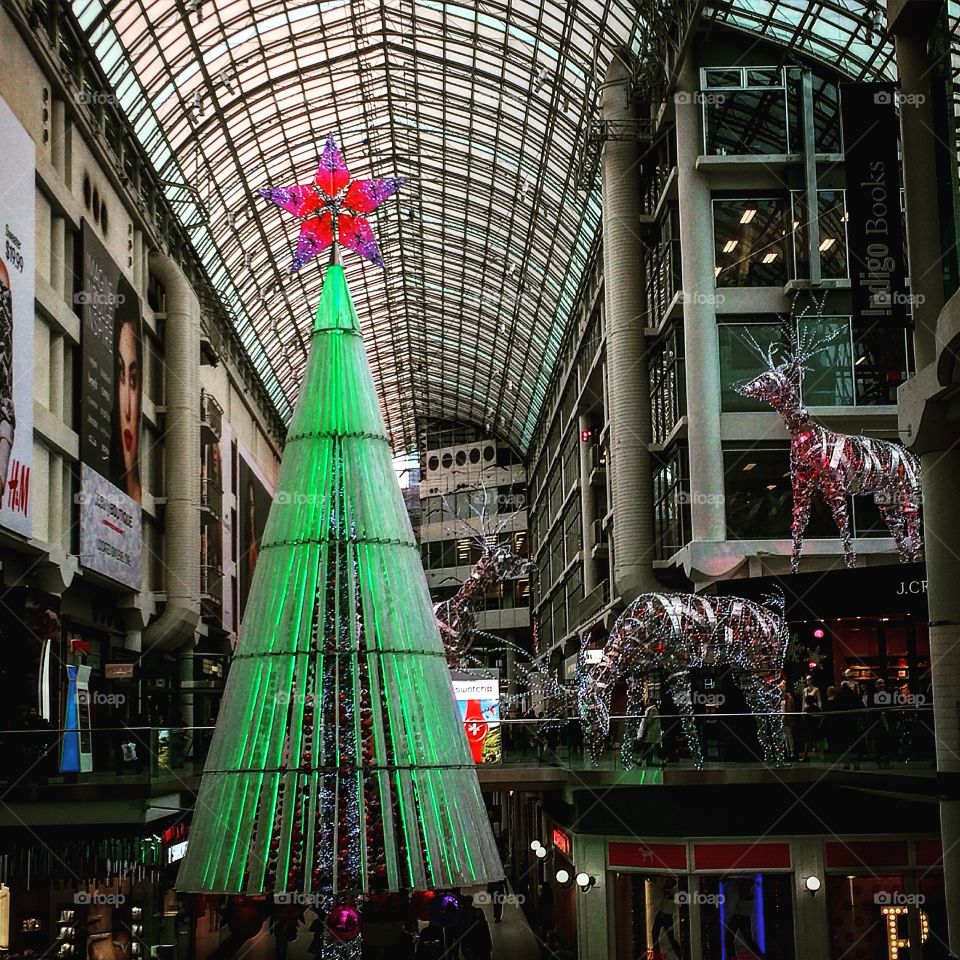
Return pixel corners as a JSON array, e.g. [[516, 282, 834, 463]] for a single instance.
[[452, 675, 501, 764], [79, 463, 142, 588], [0, 95, 35, 538], [840, 83, 907, 329]]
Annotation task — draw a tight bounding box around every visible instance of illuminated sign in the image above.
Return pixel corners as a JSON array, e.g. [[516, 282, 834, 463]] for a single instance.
[[552, 827, 572, 858]]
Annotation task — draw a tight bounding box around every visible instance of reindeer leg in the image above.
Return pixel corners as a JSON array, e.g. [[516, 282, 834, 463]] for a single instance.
[[621, 678, 642, 770], [791, 471, 814, 575], [741, 674, 786, 766], [823, 487, 855, 568], [667, 673, 702, 769], [877, 500, 909, 562]]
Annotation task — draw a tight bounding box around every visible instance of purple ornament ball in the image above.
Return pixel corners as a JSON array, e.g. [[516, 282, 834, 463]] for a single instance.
[[430, 891, 461, 928]]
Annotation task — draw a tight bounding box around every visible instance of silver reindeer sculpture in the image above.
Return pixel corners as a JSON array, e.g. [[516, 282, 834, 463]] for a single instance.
[[578, 592, 789, 769], [734, 324, 922, 574]]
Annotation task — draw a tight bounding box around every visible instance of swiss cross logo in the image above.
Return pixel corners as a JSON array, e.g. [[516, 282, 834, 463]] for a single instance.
[[6, 459, 29, 516]]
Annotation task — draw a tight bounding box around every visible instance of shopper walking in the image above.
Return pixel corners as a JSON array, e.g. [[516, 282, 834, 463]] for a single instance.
[[836, 669, 866, 770]]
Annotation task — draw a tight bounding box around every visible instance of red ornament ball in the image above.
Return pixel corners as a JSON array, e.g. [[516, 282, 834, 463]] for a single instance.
[[411, 890, 435, 921]]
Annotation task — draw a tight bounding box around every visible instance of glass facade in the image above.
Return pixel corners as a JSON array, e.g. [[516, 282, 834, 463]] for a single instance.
[[718, 319, 910, 411], [714, 198, 789, 287], [703, 67, 791, 155], [791, 190, 850, 281], [723, 446, 888, 541]]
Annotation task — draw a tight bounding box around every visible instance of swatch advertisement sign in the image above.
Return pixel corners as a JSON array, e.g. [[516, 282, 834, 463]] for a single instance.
[[451, 674, 501, 764], [78, 221, 142, 588], [0, 95, 35, 538]]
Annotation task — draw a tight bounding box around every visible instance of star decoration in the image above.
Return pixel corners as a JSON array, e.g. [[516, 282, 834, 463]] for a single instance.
[[259, 134, 403, 271]]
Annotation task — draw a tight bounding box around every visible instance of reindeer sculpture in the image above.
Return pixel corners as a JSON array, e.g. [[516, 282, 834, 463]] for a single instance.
[[578, 592, 788, 769], [734, 323, 922, 573], [435, 537, 530, 668]]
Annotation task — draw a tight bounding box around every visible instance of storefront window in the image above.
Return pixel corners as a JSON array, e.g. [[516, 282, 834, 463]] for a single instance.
[[699, 873, 795, 959], [702, 67, 790, 155], [612, 873, 691, 960], [827, 875, 924, 960], [714, 199, 788, 287]]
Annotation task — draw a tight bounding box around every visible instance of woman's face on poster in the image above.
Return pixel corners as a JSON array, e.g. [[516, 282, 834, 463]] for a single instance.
[[117, 321, 140, 476]]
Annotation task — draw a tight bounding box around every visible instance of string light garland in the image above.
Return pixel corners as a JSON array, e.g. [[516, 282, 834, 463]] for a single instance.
[[734, 295, 923, 573], [578, 593, 789, 768]]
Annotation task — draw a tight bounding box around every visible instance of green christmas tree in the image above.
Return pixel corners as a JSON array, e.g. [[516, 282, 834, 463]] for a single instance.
[[178, 141, 502, 922]]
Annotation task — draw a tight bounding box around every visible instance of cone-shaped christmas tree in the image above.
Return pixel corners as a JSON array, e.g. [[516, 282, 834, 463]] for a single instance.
[[178, 141, 503, 907]]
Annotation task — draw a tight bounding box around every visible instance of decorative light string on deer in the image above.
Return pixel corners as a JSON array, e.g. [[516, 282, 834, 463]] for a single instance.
[[432, 485, 530, 669], [577, 592, 789, 769], [734, 298, 922, 574]]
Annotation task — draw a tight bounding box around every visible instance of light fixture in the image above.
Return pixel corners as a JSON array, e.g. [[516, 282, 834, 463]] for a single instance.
[[555, 869, 571, 886], [762, 252, 778, 264], [819, 237, 836, 252], [804, 875, 822, 897], [715, 266, 722, 277], [575, 873, 596, 891], [740, 208, 757, 224], [722, 239, 738, 254], [536, 846, 548, 859], [743, 463, 756, 472], [530, 840, 542, 852]]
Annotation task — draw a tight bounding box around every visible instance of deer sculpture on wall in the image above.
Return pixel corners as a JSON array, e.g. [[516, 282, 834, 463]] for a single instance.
[[734, 321, 923, 574], [577, 592, 789, 769]]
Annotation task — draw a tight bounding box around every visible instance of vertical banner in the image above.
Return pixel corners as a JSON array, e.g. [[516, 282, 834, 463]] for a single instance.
[[840, 83, 908, 329], [78, 221, 142, 587], [0, 95, 35, 537], [237, 447, 273, 620]]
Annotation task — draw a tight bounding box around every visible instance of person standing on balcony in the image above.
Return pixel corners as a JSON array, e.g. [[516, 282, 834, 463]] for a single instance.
[[798, 675, 822, 762], [637, 696, 663, 767]]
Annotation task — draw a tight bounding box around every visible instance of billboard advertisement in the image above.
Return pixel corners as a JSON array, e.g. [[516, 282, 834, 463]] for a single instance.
[[840, 82, 907, 330], [78, 221, 142, 587], [451, 673, 501, 764], [237, 446, 273, 620], [0, 95, 35, 538]]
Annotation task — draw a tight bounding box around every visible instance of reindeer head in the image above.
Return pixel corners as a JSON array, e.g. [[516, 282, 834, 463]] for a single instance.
[[476, 539, 530, 581], [733, 319, 834, 411]]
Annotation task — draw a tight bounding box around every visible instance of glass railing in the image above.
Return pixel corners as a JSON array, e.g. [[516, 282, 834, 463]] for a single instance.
[[0, 707, 935, 788]]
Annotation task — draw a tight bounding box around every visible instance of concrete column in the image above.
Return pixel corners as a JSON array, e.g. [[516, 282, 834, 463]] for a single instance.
[[50, 98, 66, 177], [921, 446, 960, 948], [49, 331, 64, 421], [572, 833, 608, 958], [142, 253, 201, 653], [578, 412, 598, 596], [675, 58, 726, 543], [895, 30, 947, 368], [601, 53, 658, 601], [50, 215, 65, 300]]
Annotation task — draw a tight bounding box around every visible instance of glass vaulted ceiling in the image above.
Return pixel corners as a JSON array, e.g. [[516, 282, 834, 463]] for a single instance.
[[72, 0, 894, 452]]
